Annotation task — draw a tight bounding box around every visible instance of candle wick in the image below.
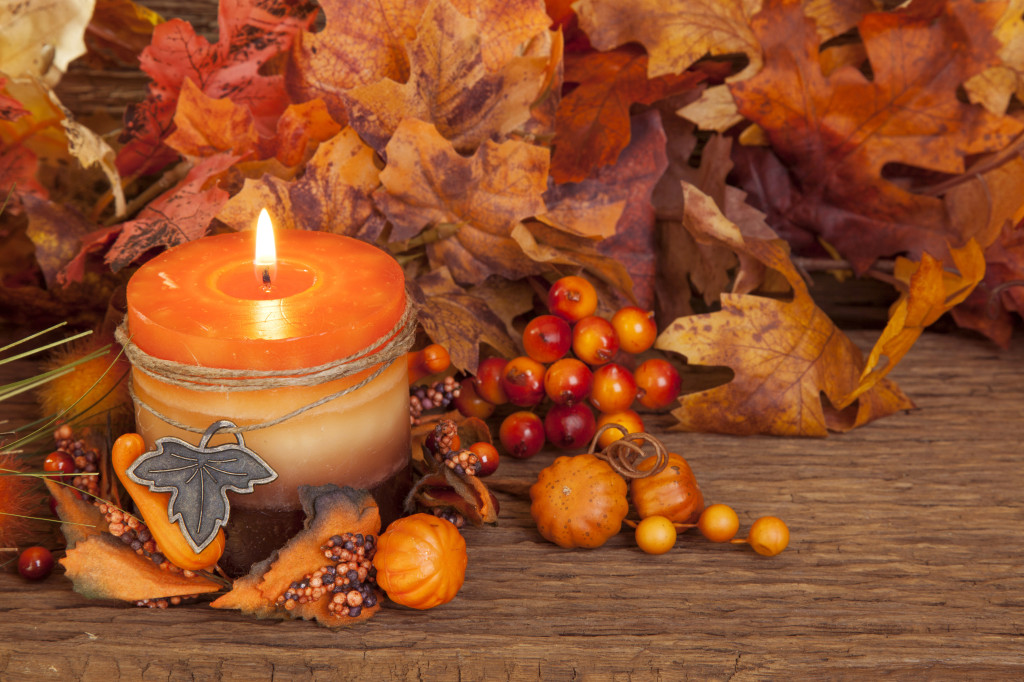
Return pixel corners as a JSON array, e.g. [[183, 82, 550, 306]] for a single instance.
[[262, 267, 272, 292]]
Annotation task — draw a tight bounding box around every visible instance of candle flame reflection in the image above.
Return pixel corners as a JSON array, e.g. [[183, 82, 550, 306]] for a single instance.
[[254, 208, 277, 292]]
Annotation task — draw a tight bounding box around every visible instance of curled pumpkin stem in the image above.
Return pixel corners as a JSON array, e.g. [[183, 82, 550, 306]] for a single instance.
[[587, 425, 670, 479]]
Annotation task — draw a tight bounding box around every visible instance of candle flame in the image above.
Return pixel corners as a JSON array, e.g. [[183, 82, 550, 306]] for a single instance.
[[254, 208, 277, 292]]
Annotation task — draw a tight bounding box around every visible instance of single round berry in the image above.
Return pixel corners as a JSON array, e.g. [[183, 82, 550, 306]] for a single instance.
[[501, 356, 547, 407], [746, 516, 789, 556], [473, 357, 509, 405], [589, 363, 637, 414], [18, 546, 54, 580], [548, 275, 598, 322], [698, 504, 739, 543], [522, 314, 572, 364], [452, 380, 496, 419], [611, 307, 657, 354], [543, 403, 597, 450], [468, 441, 500, 477], [572, 316, 619, 366], [635, 358, 682, 410], [635, 515, 677, 555], [43, 451, 76, 475], [595, 409, 645, 449], [543, 358, 593, 406], [420, 344, 451, 375], [499, 411, 545, 459]]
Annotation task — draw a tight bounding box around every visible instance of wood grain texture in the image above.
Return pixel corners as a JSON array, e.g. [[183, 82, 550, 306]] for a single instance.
[[2, 331, 1023, 679]]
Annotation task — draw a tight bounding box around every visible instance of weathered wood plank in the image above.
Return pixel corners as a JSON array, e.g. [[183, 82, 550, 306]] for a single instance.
[[2, 331, 1023, 679]]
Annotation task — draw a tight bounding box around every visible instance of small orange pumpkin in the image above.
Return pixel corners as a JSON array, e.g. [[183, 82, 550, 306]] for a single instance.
[[529, 454, 628, 549], [630, 452, 704, 524], [374, 513, 467, 610]]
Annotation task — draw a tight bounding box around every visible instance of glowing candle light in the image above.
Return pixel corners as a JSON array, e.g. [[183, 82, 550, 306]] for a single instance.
[[253, 208, 277, 291]]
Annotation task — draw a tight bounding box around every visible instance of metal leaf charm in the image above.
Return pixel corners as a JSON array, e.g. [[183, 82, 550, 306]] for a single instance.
[[126, 421, 278, 554]]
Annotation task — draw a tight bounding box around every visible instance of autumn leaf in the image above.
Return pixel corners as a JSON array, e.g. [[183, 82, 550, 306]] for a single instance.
[[164, 78, 260, 159], [117, 0, 317, 176], [728, 0, 1023, 272], [837, 240, 984, 409], [449, 0, 551, 71], [218, 127, 384, 240], [23, 196, 99, 288], [106, 154, 238, 271], [964, 0, 1024, 115], [411, 267, 519, 375], [272, 99, 343, 168], [656, 182, 913, 436], [951, 219, 1024, 348], [551, 46, 705, 183], [0, 0, 94, 84], [0, 77, 28, 121], [82, 0, 164, 68], [574, 0, 763, 79], [341, 0, 553, 154], [376, 118, 550, 285]]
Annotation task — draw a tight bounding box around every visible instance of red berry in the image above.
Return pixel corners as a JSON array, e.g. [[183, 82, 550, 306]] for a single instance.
[[611, 307, 657, 354], [571, 316, 619, 366], [43, 451, 76, 475], [543, 357, 593, 405], [589, 363, 637, 414], [548, 275, 598, 322], [544, 403, 597, 450], [473, 357, 509, 405], [501, 356, 547, 407], [635, 358, 682, 410], [522, 315, 572, 364], [468, 441, 500, 477], [499, 411, 545, 459], [17, 546, 54, 580], [452, 380, 496, 419]]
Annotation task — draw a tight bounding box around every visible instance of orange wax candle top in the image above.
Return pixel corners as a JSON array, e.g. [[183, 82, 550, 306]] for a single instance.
[[126, 229, 406, 371]]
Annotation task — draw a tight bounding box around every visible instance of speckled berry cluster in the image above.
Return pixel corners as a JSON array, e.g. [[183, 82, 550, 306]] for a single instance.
[[409, 375, 461, 425], [274, 532, 379, 619], [423, 420, 482, 477], [45, 424, 100, 498]]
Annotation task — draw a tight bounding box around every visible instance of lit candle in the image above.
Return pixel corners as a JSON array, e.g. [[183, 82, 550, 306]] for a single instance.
[[123, 219, 412, 571]]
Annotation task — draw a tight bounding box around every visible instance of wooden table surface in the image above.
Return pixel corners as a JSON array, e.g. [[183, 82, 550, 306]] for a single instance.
[[1, 329, 1022, 680]]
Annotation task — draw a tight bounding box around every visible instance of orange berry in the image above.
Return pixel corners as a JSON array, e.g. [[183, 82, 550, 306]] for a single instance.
[[595, 409, 644, 449], [698, 504, 739, 543], [746, 516, 789, 556], [548, 275, 598, 322], [634, 515, 677, 555], [571, 316, 619, 365], [611, 307, 657, 354]]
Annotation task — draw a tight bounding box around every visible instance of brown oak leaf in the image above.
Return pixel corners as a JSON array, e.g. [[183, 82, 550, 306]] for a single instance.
[[728, 0, 1023, 272], [656, 182, 913, 437], [376, 118, 550, 285], [951, 219, 1024, 348], [218, 127, 384, 240], [342, 0, 552, 154], [574, 0, 763, 79]]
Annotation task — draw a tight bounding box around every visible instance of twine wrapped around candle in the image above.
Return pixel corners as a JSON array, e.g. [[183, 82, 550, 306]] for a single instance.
[[116, 297, 418, 434]]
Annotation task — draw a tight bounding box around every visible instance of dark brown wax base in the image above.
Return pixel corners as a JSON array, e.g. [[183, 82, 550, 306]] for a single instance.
[[220, 462, 413, 578]]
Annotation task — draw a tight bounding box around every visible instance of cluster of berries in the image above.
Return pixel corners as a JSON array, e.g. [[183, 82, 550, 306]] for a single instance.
[[44, 424, 100, 498], [453, 276, 682, 460], [275, 532, 379, 619]]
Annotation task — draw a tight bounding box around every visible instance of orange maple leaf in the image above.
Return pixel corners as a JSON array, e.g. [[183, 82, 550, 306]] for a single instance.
[[164, 78, 260, 159], [656, 183, 913, 437], [573, 0, 762, 79], [551, 46, 706, 183], [375, 118, 550, 285], [728, 0, 1023, 271], [341, 0, 553, 153]]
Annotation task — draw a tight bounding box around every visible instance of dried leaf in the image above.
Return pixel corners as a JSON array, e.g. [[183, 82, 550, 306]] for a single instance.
[[164, 78, 260, 159], [211, 485, 381, 627], [83, 0, 163, 68], [218, 127, 383, 240], [551, 46, 705, 183], [0, 0, 95, 83], [574, 0, 762, 79], [406, 469, 500, 525], [728, 0, 1023, 271], [44, 478, 105, 547], [106, 154, 238, 271], [964, 0, 1024, 115], [376, 118, 549, 284], [839, 241, 984, 408], [656, 183, 913, 436], [411, 267, 519, 375], [273, 99, 344, 168], [342, 0, 551, 154], [448, 0, 551, 71]]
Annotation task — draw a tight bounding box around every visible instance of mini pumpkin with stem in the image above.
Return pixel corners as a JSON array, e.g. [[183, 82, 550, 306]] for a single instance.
[[529, 425, 670, 549]]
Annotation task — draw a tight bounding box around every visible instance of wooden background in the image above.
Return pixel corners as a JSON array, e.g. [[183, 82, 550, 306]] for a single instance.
[[3, 1, 1024, 678]]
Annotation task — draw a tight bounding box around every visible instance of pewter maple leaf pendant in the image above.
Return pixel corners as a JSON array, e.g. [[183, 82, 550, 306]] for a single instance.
[[126, 420, 278, 554]]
